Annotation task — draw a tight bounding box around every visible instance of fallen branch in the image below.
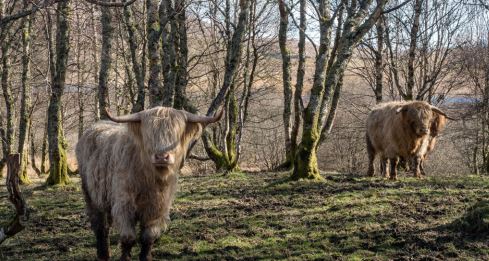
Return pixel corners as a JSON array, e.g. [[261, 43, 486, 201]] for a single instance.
[[0, 154, 29, 245]]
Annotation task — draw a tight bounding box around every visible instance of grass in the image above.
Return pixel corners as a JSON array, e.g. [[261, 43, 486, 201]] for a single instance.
[[1, 171, 489, 260]]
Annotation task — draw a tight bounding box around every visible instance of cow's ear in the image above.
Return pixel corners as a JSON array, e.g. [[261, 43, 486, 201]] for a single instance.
[[182, 122, 203, 146], [396, 106, 407, 114]]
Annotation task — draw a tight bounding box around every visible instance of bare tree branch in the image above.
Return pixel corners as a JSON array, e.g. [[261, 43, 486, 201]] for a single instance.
[[0, 0, 64, 28], [85, 0, 137, 7]]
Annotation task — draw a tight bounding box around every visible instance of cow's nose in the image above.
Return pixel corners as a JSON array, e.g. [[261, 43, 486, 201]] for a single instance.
[[155, 153, 170, 161]]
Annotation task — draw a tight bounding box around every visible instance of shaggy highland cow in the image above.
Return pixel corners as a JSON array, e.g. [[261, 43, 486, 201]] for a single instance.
[[76, 107, 222, 261], [366, 101, 450, 180]]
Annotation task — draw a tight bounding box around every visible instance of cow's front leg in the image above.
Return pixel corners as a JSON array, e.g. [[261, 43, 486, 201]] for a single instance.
[[113, 205, 137, 261], [413, 156, 422, 178], [390, 157, 399, 180], [139, 225, 161, 261]]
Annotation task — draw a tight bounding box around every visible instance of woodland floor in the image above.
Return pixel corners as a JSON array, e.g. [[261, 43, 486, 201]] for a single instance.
[[1, 171, 489, 260]]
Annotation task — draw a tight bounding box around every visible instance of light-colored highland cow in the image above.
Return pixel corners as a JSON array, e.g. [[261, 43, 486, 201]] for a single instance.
[[76, 107, 222, 261], [366, 101, 450, 180]]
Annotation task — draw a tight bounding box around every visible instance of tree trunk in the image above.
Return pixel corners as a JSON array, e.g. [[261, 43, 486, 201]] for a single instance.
[[1, 37, 15, 162], [29, 121, 41, 176], [98, 6, 113, 119], [374, 14, 384, 103], [292, 0, 388, 180], [46, 0, 70, 186], [40, 121, 48, 174], [290, 0, 307, 165], [278, 0, 293, 169], [18, 10, 32, 184], [291, 0, 331, 180], [173, 0, 190, 110], [205, 0, 250, 115], [123, 4, 145, 112], [147, 0, 162, 107], [406, 0, 422, 100], [202, 0, 250, 171]]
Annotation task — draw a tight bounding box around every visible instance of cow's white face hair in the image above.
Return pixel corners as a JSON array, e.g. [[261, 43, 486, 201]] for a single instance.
[[138, 108, 188, 168]]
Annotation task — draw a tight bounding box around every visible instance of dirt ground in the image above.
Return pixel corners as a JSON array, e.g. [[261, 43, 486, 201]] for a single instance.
[[1, 171, 489, 260]]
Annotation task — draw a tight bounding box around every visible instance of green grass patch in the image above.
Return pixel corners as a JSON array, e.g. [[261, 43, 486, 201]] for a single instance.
[[2, 172, 489, 260]]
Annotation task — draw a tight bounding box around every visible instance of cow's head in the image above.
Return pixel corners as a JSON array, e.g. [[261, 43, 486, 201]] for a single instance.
[[430, 113, 447, 137], [106, 107, 222, 169], [396, 101, 449, 137]]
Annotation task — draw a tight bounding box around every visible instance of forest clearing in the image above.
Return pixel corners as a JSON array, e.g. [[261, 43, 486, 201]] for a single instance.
[[2, 0, 489, 260], [2, 171, 489, 260]]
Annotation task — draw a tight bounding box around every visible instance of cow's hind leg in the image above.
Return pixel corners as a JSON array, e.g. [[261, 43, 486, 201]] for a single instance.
[[381, 157, 389, 179], [139, 225, 161, 261], [389, 157, 399, 180], [366, 134, 376, 177], [89, 210, 110, 261], [82, 181, 110, 261]]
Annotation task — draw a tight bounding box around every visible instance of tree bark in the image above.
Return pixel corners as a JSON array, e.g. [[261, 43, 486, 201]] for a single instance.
[[278, 0, 293, 169], [147, 0, 162, 107], [0, 154, 28, 245], [290, 0, 307, 166], [173, 0, 190, 110], [160, 0, 176, 107], [406, 0, 422, 101], [123, 4, 145, 112], [18, 8, 32, 184], [374, 14, 384, 103], [46, 0, 70, 186], [98, 6, 113, 119]]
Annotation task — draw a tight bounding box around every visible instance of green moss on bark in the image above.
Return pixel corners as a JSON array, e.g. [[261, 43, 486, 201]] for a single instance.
[[291, 127, 323, 180], [19, 152, 30, 184], [46, 138, 69, 186]]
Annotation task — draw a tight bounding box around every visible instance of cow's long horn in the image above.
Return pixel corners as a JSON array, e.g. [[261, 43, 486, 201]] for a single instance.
[[106, 108, 142, 123], [430, 106, 456, 120], [185, 108, 224, 125]]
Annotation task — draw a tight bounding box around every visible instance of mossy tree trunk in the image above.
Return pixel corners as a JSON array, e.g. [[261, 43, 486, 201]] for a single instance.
[[1, 29, 16, 174], [289, 0, 307, 170], [17, 9, 32, 184], [203, 88, 240, 172], [160, 0, 176, 107], [202, 0, 250, 172], [98, 5, 113, 119], [291, 0, 388, 180], [147, 0, 162, 107], [278, 0, 293, 169], [46, 0, 71, 186]]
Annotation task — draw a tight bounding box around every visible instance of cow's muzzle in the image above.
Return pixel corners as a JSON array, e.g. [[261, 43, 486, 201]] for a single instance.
[[152, 152, 175, 167]]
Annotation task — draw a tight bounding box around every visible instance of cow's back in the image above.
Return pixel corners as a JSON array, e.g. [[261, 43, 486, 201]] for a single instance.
[[367, 102, 405, 158]]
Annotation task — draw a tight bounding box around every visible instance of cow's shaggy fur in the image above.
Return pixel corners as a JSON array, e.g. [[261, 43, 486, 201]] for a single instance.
[[366, 101, 441, 180], [76, 107, 210, 261]]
